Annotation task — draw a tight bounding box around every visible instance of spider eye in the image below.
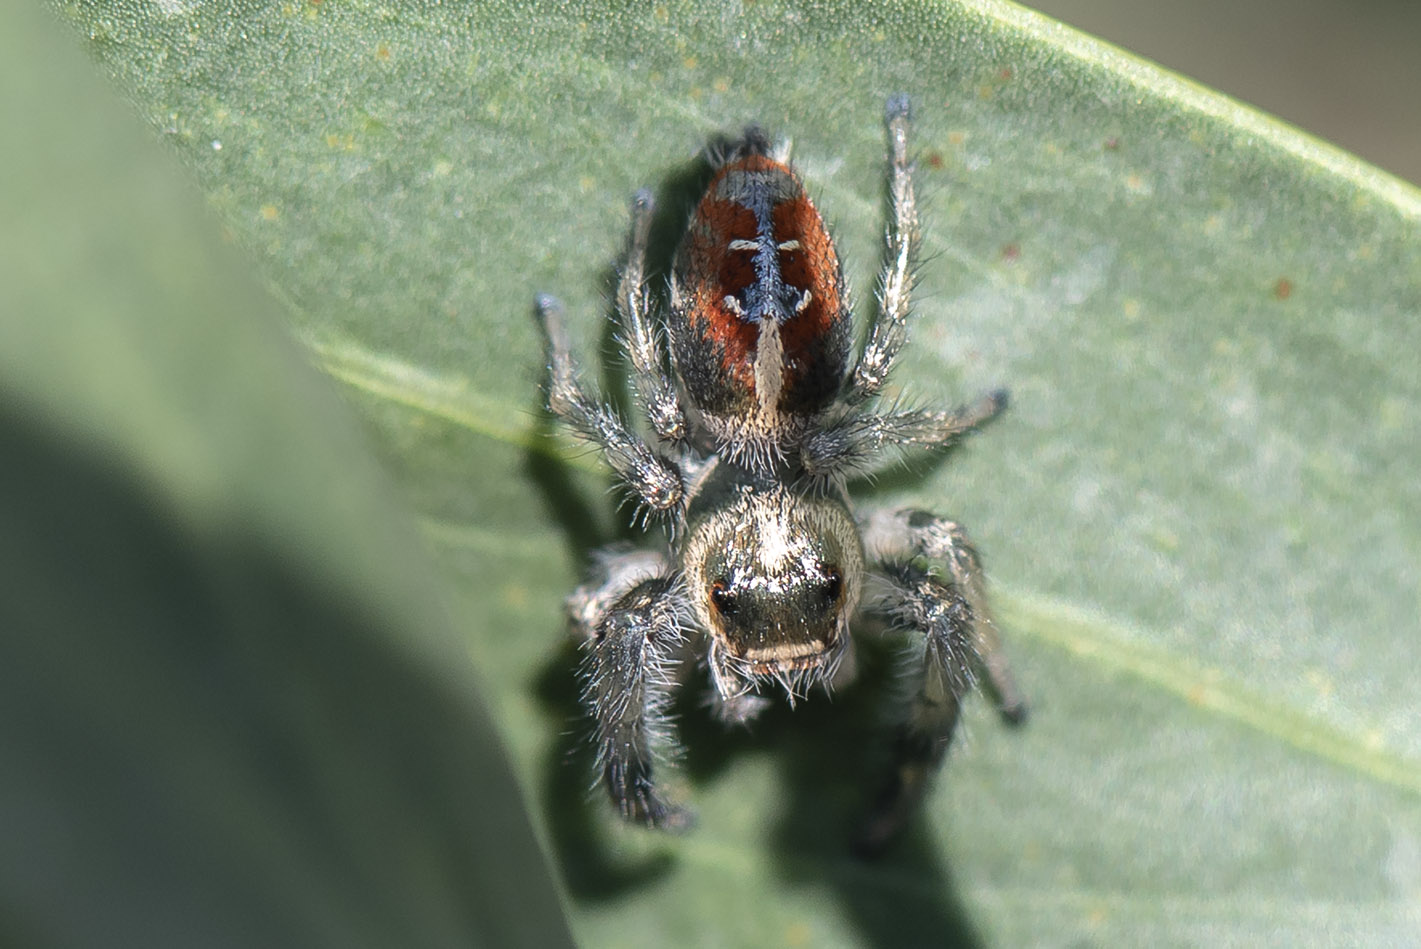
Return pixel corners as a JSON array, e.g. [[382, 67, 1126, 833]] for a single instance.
[[709, 581, 738, 616], [822, 567, 843, 602]]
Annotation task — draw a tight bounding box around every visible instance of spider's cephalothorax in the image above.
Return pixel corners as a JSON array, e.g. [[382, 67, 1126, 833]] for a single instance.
[[682, 462, 864, 690], [535, 96, 1026, 855]]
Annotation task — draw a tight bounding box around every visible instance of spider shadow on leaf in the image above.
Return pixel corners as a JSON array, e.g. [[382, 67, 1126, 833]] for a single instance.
[[676, 629, 987, 949]]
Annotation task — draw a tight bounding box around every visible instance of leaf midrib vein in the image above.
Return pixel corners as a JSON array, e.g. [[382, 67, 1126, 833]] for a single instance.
[[311, 335, 1421, 800]]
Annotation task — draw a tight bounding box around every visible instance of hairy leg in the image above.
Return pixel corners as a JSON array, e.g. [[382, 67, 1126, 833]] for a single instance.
[[533, 294, 684, 517], [801, 389, 1008, 483], [846, 94, 921, 404], [572, 548, 693, 829], [856, 562, 976, 855], [861, 507, 1026, 721], [616, 190, 687, 445]]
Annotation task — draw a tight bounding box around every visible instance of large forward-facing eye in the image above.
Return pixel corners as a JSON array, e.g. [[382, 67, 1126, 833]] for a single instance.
[[821, 567, 843, 603], [709, 581, 738, 617]]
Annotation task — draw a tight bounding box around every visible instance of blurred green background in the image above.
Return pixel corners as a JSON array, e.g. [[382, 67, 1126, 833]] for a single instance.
[[1026, 0, 1421, 184]]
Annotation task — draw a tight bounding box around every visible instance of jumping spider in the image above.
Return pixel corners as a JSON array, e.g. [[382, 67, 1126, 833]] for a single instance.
[[534, 96, 1026, 854]]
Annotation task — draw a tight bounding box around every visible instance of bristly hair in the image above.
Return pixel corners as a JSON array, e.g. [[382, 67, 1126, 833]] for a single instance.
[[704, 123, 788, 170], [710, 633, 852, 710], [712, 423, 790, 476], [579, 578, 692, 777], [871, 562, 980, 702]]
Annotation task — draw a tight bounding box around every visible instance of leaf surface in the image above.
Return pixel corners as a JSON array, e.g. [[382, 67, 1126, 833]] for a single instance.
[[45, 0, 1421, 944]]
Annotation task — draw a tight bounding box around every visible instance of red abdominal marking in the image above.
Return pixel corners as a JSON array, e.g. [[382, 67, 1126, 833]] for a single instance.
[[680, 152, 845, 413], [771, 195, 841, 393]]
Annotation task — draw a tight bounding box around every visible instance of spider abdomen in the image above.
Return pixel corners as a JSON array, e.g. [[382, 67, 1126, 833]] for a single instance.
[[670, 132, 851, 457]]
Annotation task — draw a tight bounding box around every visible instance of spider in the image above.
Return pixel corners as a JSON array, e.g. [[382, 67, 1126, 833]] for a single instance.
[[533, 96, 1026, 854]]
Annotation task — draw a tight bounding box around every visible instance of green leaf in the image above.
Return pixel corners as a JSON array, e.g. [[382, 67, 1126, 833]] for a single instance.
[[42, 0, 1421, 944], [0, 4, 570, 947]]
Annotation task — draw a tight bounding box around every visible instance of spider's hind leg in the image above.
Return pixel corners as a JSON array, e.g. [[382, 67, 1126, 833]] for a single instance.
[[615, 190, 687, 445], [845, 94, 921, 405], [533, 295, 684, 517]]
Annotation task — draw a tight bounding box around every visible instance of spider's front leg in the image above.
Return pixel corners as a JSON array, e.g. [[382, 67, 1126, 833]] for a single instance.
[[856, 562, 977, 856], [855, 508, 1027, 856], [570, 548, 693, 830], [863, 508, 1027, 721]]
